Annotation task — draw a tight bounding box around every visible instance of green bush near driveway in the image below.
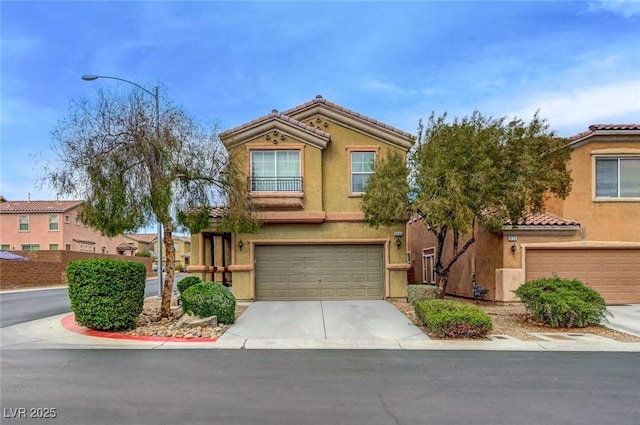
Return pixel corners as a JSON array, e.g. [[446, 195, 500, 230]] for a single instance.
[[181, 282, 236, 324], [415, 299, 493, 338], [408, 284, 438, 305], [514, 276, 609, 327], [67, 258, 146, 331], [177, 276, 202, 294]]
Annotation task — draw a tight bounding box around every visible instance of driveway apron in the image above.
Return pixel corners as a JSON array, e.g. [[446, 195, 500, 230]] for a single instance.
[[220, 301, 428, 341]]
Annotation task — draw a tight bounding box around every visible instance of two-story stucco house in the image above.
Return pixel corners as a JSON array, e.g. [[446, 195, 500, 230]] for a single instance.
[[0, 199, 127, 254], [408, 124, 640, 304], [189, 96, 414, 301]]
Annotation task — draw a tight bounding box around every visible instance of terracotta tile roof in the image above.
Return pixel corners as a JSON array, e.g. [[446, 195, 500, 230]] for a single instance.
[[283, 95, 414, 139], [505, 212, 579, 227], [125, 233, 158, 243], [117, 243, 137, 251], [208, 206, 228, 218], [569, 123, 640, 141], [0, 200, 82, 213], [220, 110, 331, 140]]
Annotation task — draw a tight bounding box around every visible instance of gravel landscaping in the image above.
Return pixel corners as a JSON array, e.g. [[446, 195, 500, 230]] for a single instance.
[[390, 299, 640, 342], [114, 296, 640, 342], [118, 297, 247, 339]]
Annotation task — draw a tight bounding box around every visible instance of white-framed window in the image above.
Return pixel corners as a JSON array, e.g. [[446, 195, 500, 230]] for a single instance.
[[18, 214, 29, 232], [64, 215, 71, 223], [49, 244, 59, 251], [350, 151, 376, 194], [49, 214, 59, 231], [595, 157, 640, 199], [174, 242, 180, 252], [406, 252, 413, 264], [21, 244, 40, 251], [422, 247, 436, 284], [250, 150, 302, 192], [1, 244, 10, 251], [75, 216, 80, 225]]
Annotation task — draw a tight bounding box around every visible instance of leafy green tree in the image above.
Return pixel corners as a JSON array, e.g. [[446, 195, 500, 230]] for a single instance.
[[43, 85, 258, 316], [362, 111, 572, 298]]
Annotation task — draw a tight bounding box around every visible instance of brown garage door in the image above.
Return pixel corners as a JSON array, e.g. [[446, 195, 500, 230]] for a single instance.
[[255, 244, 384, 301], [525, 248, 640, 304]]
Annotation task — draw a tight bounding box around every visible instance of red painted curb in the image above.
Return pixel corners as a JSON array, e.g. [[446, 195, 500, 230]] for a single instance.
[[61, 314, 218, 343]]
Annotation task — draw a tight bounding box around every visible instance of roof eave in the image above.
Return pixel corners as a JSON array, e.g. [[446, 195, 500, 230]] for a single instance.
[[220, 115, 331, 150], [285, 101, 415, 151]]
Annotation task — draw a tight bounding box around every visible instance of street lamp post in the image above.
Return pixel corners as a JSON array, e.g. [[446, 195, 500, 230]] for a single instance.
[[81, 74, 163, 298]]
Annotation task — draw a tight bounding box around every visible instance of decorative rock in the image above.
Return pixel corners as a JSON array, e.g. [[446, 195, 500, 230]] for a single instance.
[[175, 313, 218, 329]]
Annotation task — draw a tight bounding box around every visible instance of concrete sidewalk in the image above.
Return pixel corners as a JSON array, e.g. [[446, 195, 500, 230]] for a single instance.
[[1, 301, 639, 351]]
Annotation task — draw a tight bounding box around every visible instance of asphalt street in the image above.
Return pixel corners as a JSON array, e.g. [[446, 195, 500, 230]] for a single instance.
[[0, 276, 180, 327], [1, 350, 638, 425]]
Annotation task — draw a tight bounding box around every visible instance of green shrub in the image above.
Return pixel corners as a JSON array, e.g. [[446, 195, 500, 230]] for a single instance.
[[514, 276, 609, 327], [408, 284, 438, 305], [135, 251, 151, 257], [177, 276, 202, 293], [181, 282, 236, 324], [175, 264, 184, 272], [67, 259, 146, 331], [415, 299, 493, 338]]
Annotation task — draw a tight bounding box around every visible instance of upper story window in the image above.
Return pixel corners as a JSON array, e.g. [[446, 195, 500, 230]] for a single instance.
[[350, 151, 376, 194], [595, 157, 640, 199], [250, 150, 302, 192], [49, 214, 59, 231], [18, 214, 29, 232]]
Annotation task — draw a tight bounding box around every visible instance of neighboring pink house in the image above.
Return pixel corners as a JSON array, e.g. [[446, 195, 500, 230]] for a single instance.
[[0, 198, 130, 255]]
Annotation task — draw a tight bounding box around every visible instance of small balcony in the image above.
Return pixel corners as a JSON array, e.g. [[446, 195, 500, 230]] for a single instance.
[[248, 177, 304, 209], [249, 177, 303, 192]]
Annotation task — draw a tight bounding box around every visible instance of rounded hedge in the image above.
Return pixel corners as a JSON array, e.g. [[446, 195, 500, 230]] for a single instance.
[[67, 258, 146, 331], [414, 299, 493, 338], [514, 276, 609, 327], [181, 282, 236, 324], [176, 276, 202, 293]]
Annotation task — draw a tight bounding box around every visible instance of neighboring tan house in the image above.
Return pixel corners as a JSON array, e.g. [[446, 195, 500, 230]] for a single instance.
[[125, 233, 191, 268], [173, 236, 191, 268], [0, 199, 129, 255], [124, 233, 157, 256], [408, 124, 640, 305], [189, 95, 414, 301]]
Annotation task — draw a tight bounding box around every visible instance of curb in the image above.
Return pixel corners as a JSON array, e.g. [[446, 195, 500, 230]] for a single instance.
[[61, 314, 218, 343]]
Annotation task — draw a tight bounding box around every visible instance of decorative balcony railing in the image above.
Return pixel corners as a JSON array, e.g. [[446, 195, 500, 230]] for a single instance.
[[249, 176, 303, 192]]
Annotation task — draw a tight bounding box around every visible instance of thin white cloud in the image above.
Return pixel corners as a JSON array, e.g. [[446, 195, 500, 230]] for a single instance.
[[587, 0, 640, 18], [506, 79, 640, 133]]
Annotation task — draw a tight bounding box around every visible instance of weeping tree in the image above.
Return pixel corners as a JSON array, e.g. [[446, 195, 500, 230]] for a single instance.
[[43, 85, 258, 317], [362, 111, 572, 298]]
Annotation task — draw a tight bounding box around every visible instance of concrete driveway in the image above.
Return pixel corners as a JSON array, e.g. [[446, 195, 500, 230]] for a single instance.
[[218, 301, 429, 347], [606, 304, 640, 337]]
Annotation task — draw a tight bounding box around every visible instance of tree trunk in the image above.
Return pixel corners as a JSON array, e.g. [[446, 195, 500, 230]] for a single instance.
[[435, 273, 448, 299], [160, 221, 176, 317]]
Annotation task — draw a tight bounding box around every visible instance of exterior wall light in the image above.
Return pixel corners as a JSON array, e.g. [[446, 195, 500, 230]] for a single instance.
[[394, 231, 403, 250], [238, 240, 244, 250], [511, 243, 516, 254], [396, 238, 401, 249]]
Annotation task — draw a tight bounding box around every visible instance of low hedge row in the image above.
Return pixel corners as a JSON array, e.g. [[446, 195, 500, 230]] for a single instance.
[[408, 284, 438, 305], [415, 299, 493, 338]]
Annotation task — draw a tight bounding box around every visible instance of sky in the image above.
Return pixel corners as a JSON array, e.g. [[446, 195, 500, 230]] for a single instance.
[[1, 0, 639, 202]]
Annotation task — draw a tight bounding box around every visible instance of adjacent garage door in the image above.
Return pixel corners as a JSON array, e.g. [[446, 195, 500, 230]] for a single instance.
[[255, 244, 384, 300], [525, 248, 640, 304]]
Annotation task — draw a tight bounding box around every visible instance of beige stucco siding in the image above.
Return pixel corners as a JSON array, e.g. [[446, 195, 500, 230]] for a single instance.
[[554, 140, 640, 242]]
